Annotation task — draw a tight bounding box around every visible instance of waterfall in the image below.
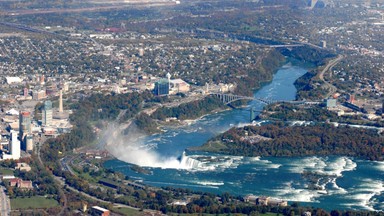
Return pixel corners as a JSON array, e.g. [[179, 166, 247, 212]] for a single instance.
[[179, 152, 203, 169]]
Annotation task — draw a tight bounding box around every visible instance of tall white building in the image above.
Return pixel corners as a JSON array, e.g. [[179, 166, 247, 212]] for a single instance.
[[9, 130, 20, 160]]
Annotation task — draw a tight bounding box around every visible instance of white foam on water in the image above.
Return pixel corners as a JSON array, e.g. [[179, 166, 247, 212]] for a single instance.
[[284, 156, 359, 201], [235, 122, 254, 128], [180, 153, 205, 170], [288, 156, 327, 173], [257, 159, 282, 169], [272, 181, 321, 203], [165, 131, 180, 137], [328, 178, 347, 195], [166, 154, 247, 171], [145, 181, 220, 189], [345, 178, 384, 211], [206, 155, 244, 170], [268, 164, 282, 169], [279, 156, 384, 211], [194, 181, 225, 186], [244, 156, 261, 162], [287, 156, 357, 177], [373, 161, 384, 172], [290, 121, 307, 126], [241, 157, 281, 169], [321, 157, 357, 177], [182, 128, 199, 133], [227, 181, 242, 187]]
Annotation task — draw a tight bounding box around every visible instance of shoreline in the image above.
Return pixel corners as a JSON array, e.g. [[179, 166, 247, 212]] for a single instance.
[[104, 56, 310, 162], [100, 58, 384, 212], [104, 58, 310, 162], [148, 55, 319, 134]]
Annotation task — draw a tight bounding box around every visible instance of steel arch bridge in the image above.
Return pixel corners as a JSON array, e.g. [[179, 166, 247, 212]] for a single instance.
[[209, 93, 308, 105]]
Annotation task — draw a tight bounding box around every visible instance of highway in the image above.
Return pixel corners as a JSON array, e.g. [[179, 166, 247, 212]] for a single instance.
[[36, 138, 68, 216], [0, 22, 64, 38], [0, 1, 175, 16], [318, 55, 344, 99], [268, 44, 304, 48], [0, 184, 11, 216], [54, 176, 140, 211], [60, 157, 75, 175]]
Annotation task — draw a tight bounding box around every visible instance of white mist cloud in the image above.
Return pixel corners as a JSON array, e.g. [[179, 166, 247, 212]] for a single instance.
[[103, 122, 193, 169]]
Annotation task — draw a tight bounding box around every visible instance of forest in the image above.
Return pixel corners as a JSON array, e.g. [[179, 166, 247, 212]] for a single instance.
[[264, 103, 337, 121], [35, 74, 384, 216], [151, 96, 226, 121], [233, 49, 285, 96], [293, 70, 324, 100], [279, 46, 336, 66], [133, 113, 160, 134], [203, 123, 384, 161], [69, 90, 153, 124], [263, 103, 384, 127]]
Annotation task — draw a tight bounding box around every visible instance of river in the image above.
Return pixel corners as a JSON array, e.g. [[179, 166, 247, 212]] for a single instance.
[[104, 61, 384, 211]]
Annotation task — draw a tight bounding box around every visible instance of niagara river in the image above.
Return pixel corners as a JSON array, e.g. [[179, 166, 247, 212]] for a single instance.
[[104, 61, 384, 211]]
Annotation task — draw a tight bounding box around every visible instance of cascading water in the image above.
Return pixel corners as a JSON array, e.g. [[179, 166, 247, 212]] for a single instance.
[[179, 152, 203, 169]]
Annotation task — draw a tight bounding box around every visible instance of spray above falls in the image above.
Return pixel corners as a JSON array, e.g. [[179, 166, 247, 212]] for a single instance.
[[102, 123, 204, 170]]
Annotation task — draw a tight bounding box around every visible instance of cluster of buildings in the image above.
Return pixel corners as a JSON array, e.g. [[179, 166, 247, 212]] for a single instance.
[[0, 67, 198, 162], [0, 78, 72, 160], [153, 73, 190, 96], [8, 177, 33, 189], [3, 74, 71, 101], [71, 203, 112, 216], [1, 110, 36, 159], [243, 194, 288, 207], [239, 132, 272, 144], [0, 130, 20, 160], [1, 162, 33, 190], [326, 93, 384, 120]]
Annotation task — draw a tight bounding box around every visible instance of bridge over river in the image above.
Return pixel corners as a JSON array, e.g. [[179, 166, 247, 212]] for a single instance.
[[209, 93, 320, 105]]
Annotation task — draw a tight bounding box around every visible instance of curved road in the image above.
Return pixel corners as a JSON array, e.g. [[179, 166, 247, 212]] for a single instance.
[[54, 176, 140, 211], [37, 141, 68, 216], [318, 55, 343, 99]]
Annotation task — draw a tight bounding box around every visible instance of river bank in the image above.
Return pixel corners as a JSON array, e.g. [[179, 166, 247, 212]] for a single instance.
[[145, 50, 286, 129], [148, 56, 316, 132], [104, 60, 384, 211]]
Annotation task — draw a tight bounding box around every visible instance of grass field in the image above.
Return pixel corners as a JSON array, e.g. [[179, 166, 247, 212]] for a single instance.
[[111, 208, 278, 216], [169, 214, 247, 216], [112, 207, 140, 215], [261, 213, 279, 216], [0, 168, 14, 175], [189, 140, 228, 152], [168, 213, 277, 216], [11, 197, 59, 209]]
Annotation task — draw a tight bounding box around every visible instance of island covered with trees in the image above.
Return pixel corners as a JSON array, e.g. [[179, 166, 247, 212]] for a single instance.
[[35, 90, 347, 215], [1, 0, 384, 214], [261, 103, 384, 127], [193, 123, 384, 161]]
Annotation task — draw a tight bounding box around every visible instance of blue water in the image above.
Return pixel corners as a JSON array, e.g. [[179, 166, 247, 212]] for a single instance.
[[104, 62, 384, 211]]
